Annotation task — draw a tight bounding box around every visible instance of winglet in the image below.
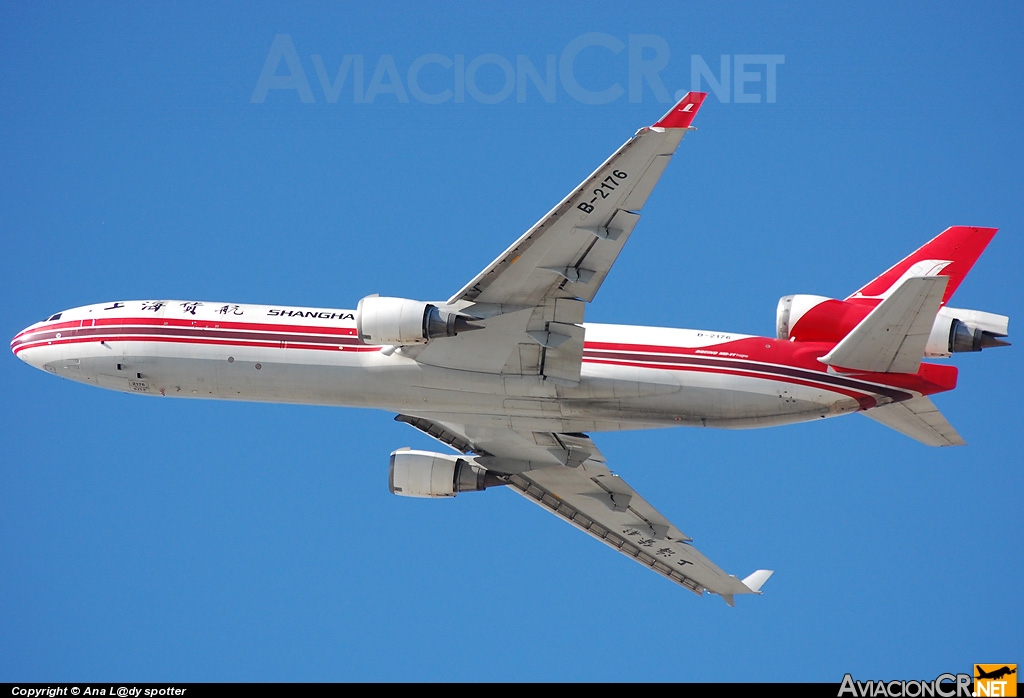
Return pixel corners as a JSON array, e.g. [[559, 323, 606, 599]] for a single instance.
[[720, 569, 774, 606], [742, 569, 774, 593], [654, 92, 707, 129]]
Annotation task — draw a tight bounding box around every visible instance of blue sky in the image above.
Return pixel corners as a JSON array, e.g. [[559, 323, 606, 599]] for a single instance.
[[2, 1, 1021, 682]]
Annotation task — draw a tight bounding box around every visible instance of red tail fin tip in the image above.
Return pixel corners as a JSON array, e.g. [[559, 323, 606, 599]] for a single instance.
[[848, 226, 997, 306]]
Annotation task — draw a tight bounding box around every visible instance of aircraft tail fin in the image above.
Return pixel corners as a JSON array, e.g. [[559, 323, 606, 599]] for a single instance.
[[821, 276, 948, 373], [861, 396, 966, 447], [848, 226, 997, 306], [780, 227, 1005, 349]]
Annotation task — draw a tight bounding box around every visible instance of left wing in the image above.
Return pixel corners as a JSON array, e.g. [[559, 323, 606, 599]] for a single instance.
[[396, 414, 773, 604], [409, 93, 707, 384]]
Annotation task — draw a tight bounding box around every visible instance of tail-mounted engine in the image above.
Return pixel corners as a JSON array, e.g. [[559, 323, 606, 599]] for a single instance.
[[776, 294, 1009, 355], [388, 449, 505, 498], [776, 294, 836, 342], [356, 296, 479, 346], [925, 307, 1010, 357]]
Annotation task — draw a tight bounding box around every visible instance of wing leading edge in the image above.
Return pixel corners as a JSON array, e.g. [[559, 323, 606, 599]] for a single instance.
[[396, 414, 773, 604]]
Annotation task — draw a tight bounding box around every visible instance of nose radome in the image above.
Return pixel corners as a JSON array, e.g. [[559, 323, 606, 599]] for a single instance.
[[12, 321, 51, 369], [13, 328, 34, 365], [13, 324, 32, 357]]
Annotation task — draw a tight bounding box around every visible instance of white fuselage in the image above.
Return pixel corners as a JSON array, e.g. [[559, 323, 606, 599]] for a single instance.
[[13, 300, 890, 435]]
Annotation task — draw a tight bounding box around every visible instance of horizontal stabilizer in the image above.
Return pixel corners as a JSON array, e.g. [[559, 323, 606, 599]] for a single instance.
[[821, 276, 948, 373], [862, 396, 966, 447]]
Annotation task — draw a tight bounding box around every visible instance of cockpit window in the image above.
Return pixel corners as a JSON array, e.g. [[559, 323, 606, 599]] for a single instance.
[[47, 313, 63, 322]]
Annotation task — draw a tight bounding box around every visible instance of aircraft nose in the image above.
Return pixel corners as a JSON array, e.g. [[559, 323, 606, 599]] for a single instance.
[[12, 321, 56, 371]]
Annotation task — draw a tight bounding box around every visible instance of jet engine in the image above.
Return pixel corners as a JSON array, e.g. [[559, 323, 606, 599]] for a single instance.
[[924, 306, 1010, 357], [388, 449, 505, 498], [356, 296, 478, 345], [775, 294, 846, 342]]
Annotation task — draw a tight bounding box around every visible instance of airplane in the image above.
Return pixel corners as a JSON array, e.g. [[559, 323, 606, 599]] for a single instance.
[[976, 666, 1017, 681], [11, 92, 1010, 605]]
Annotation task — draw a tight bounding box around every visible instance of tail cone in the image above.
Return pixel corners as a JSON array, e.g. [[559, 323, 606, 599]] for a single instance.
[[978, 331, 1010, 350]]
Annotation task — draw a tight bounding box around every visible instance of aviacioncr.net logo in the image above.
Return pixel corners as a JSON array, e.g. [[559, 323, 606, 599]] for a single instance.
[[838, 673, 972, 697], [974, 665, 1017, 697]]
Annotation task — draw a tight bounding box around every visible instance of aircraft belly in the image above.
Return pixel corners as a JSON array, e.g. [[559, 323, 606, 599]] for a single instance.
[[571, 360, 860, 429], [32, 338, 858, 430]]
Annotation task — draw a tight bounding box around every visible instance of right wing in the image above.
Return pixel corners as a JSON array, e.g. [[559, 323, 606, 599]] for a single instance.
[[396, 413, 773, 604], [409, 93, 707, 383], [449, 92, 707, 307]]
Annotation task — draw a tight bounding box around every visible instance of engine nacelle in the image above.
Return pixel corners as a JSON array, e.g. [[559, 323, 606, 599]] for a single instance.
[[388, 449, 504, 498], [776, 294, 833, 340], [925, 306, 1010, 357], [356, 296, 477, 346]]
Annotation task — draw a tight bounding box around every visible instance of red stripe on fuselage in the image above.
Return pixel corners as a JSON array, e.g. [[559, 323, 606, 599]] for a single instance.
[[14, 319, 956, 398], [585, 336, 956, 396], [12, 316, 358, 343], [583, 357, 880, 409], [13, 334, 379, 355]]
